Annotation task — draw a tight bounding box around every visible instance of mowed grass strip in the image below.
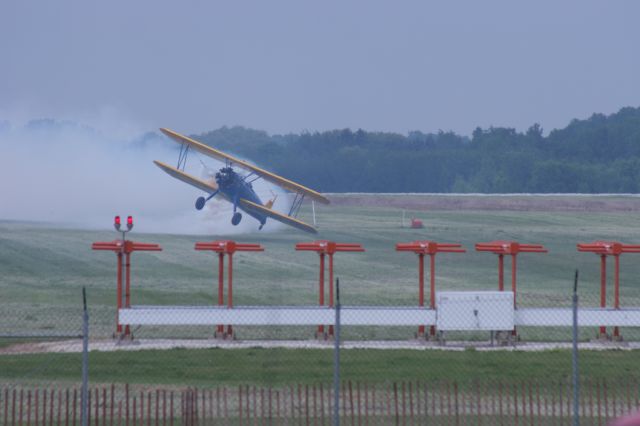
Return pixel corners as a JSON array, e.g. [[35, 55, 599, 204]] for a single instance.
[[1, 348, 638, 387]]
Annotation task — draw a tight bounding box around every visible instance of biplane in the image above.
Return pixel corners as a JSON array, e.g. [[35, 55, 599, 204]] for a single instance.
[[154, 128, 329, 234]]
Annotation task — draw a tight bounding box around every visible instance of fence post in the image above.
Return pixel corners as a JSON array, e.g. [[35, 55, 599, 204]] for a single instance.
[[333, 278, 341, 426], [81, 287, 89, 426], [572, 270, 580, 426]]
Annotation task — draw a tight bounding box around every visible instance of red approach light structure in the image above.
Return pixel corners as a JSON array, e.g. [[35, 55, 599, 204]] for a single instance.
[[396, 241, 466, 338], [295, 240, 365, 338], [577, 241, 640, 339], [475, 241, 547, 308], [91, 239, 162, 339], [195, 240, 264, 339]]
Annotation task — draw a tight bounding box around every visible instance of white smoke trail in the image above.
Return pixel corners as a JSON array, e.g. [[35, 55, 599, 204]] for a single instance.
[[0, 115, 288, 235]]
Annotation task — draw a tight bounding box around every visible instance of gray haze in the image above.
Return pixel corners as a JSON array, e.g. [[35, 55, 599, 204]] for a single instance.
[[1, 1, 639, 136]]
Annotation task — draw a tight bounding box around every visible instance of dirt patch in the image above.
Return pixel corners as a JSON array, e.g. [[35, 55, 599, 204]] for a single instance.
[[327, 194, 640, 212], [1, 339, 638, 354]]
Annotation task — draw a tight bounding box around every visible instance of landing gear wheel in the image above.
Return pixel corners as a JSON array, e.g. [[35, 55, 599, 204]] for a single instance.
[[195, 197, 206, 210], [231, 212, 242, 226]]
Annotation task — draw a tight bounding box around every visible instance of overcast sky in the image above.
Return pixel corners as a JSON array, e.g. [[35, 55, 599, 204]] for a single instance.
[[1, 1, 639, 136]]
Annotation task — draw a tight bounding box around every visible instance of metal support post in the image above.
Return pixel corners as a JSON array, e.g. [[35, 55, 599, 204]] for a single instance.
[[614, 254, 620, 338], [511, 254, 518, 337], [429, 253, 436, 337], [116, 252, 123, 334], [227, 252, 233, 337], [418, 253, 425, 337], [333, 278, 341, 426], [119, 233, 127, 337], [600, 254, 607, 337], [124, 251, 131, 336], [328, 254, 335, 336], [498, 254, 504, 291], [125, 252, 131, 307], [81, 287, 89, 426], [218, 253, 224, 335], [319, 253, 325, 336], [511, 254, 518, 307], [572, 270, 580, 426]]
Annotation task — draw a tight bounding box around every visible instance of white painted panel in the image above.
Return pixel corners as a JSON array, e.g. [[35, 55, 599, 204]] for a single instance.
[[118, 304, 640, 329], [515, 308, 640, 327], [119, 306, 436, 326], [436, 292, 514, 331], [120, 306, 332, 325], [340, 307, 436, 326]]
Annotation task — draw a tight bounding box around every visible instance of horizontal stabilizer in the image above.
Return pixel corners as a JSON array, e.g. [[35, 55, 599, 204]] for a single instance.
[[159, 128, 330, 205], [153, 160, 221, 195], [240, 199, 318, 234]]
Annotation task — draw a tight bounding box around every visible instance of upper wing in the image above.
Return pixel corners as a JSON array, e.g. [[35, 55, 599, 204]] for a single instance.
[[239, 199, 318, 234], [159, 128, 330, 205], [153, 160, 231, 203]]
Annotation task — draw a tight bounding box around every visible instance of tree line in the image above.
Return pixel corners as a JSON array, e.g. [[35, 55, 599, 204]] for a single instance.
[[195, 106, 640, 193]]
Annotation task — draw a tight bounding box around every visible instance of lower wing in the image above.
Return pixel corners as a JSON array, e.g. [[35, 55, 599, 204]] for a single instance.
[[153, 160, 230, 202], [240, 199, 318, 234]]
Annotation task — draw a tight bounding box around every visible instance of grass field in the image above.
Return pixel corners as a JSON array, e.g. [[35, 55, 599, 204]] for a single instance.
[[1, 348, 639, 387], [2, 194, 640, 388]]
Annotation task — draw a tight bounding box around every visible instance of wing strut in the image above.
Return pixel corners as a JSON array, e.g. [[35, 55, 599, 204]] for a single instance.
[[312, 201, 317, 226], [288, 193, 305, 218], [242, 171, 260, 184], [177, 144, 190, 171]]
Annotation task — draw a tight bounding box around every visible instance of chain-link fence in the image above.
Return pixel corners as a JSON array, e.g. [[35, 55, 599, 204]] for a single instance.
[[2, 277, 640, 425]]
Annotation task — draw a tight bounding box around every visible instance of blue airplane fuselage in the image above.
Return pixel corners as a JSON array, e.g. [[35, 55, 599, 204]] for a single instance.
[[215, 167, 267, 226]]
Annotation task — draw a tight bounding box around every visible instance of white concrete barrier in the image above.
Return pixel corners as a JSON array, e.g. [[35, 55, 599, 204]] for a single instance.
[[120, 305, 437, 326], [515, 308, 640, 327], [119, 302, 640, 329]]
